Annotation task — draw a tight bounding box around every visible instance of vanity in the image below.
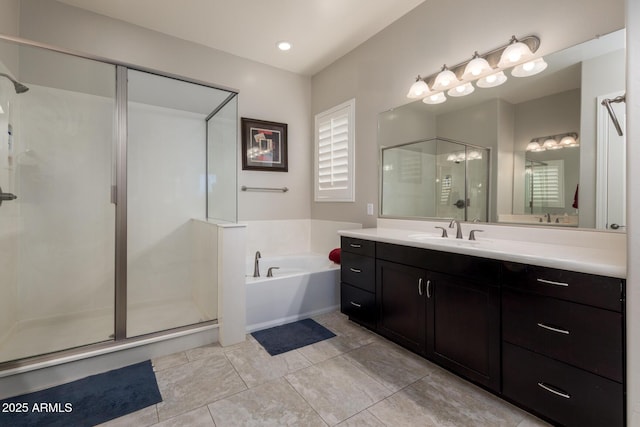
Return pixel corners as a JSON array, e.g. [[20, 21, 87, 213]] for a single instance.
[[339, 225, 625, 427]]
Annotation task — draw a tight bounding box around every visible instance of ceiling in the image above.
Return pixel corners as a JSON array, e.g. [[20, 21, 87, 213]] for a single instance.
[[56, 0, 426, 76]]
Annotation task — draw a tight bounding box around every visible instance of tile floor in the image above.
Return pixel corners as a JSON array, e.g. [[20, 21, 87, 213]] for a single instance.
[[99, 311, 549, 426]]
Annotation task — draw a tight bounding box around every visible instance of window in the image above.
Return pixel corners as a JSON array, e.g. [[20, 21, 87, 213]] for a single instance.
[[526, 159, 565, 208], [314, 99, 355, 202]]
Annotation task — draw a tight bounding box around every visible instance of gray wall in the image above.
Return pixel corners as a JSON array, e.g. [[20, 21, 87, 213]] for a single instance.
[[310, 0, 624, 227]]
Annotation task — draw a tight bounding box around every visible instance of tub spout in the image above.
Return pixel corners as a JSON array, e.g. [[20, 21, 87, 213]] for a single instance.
[[253, 251, 261, 277]]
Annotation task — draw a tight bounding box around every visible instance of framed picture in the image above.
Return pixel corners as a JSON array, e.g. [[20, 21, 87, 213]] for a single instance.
[[241, 118, 288, 172]]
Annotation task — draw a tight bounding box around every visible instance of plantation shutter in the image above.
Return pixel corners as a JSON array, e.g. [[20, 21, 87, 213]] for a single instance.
[[529, 160, 565, 208], [314, 99, 355, 201]]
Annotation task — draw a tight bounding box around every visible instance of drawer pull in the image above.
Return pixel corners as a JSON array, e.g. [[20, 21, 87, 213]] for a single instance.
[[537, 382, 571, 399], [349, 267, 362, 273], [349, 243, 362, 248], [350, 301, 362, 308], [537, 322, 569, 335], [536, 278, 569, 287]]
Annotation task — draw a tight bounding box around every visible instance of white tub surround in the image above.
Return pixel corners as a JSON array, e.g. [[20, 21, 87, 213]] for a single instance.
[[338, 218, 625, 278], [245, 254, 340, 332], [244, 219, 362, 258]]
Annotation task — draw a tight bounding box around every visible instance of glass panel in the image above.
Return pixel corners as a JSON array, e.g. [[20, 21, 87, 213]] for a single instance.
[[207, 95, 237, 222], [466, 146, 489, 222], [126, 69, 231, 337], [0, 40, 116, 363], [435, 140, 466, 221]]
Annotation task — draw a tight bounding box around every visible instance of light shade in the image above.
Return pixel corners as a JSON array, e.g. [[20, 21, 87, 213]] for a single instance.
[[526, 141, 542, 151], [477, 71, 507, 88], [406, 78, 430, 99], [448, 82, 475, 97], [432, 67, 458, 91], [423, 91, 447, 104], [462, 55, 492, 80], [560, 134, 579, 147], [512, 58, 548, 77], [542, 137, 558, 149], [498, 39, 534, 68]]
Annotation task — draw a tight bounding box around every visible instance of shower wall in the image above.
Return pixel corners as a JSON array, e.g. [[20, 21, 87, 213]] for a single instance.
[[17, 85, 115, 322]]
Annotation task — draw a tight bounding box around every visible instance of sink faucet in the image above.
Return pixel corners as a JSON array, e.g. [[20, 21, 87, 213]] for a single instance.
[[253, 251, 261, 277], [545, 213, 551, 223], [449, 219, 463, 239]]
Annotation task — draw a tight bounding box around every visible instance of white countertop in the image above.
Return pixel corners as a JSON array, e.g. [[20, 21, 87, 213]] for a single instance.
[[338, 227, 626, 279]]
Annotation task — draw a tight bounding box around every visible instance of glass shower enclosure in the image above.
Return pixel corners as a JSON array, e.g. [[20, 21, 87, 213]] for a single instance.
[[381, 138, 490, 222], [0, 36, 237, 365]]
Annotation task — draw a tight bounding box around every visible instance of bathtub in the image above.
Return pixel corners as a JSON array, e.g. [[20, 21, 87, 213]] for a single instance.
[[245, 253, 340, 332]]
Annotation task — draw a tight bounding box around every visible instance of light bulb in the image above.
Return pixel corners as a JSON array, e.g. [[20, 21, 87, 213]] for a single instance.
[[276, 41, 292, 51], [406, 79, 430, 99], [423, 92, 447, 104], [477, 71, 507, 88]]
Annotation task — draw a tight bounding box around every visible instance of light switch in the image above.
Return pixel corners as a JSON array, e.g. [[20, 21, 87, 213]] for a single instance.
[[367, 203, 374, 215]]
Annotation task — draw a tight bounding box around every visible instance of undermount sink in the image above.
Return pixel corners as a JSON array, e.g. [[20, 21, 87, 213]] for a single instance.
[[407, 233, 490, 245]]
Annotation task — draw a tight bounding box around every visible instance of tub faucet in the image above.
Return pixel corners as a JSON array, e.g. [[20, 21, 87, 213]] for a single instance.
[[449, 219, 463, 239], [253, 251, 261, 277]]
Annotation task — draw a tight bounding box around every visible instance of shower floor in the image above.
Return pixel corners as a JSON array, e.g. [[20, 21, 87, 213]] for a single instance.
[[0, 299, 212, 364]]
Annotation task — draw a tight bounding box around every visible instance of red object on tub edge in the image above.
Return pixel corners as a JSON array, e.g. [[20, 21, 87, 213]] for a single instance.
[[329, 248, 341, 264]]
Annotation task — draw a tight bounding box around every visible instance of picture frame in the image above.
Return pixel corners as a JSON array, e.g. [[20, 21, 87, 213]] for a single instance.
[[241, 118, 288, 172]]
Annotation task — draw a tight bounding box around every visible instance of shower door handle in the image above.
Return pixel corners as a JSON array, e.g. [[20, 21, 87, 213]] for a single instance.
[[0, 186, 17, 206]]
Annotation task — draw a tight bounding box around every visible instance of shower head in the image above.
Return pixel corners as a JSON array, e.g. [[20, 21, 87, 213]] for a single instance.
[[0, 72, 29, 94]]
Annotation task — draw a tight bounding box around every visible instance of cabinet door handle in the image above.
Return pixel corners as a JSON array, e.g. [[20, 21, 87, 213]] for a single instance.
[[536, 278, 569, 287], [349, 243, 362, 248], [537, 382, 571, 399], [537, 323, 570, 335], [426, 280, 431, 298], [349, 267, 362, 273], [418, 278, 424, 296], [350, 301, 362, 308]]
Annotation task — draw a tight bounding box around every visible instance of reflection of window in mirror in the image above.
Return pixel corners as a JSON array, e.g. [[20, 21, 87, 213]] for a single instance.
[[525, 160, 565, 213]]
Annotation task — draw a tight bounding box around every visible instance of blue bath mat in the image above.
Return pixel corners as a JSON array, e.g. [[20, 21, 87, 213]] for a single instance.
[[252, 318, 336, 356], [0, 360, 162, 427]]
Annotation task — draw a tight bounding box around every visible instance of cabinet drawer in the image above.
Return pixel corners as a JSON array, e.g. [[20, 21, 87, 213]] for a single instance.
[[502, 262, 622, 312], [341, 252, 375, 292], [340, 283, 376, 329], [503, 343, 623, 427], [341, 237, 375, 257], [503, 289, 623, 382]]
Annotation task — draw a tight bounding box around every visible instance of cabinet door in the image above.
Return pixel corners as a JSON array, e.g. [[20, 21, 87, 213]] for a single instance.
[[376, 260, 427, 355], [426, 272, 500, 391]]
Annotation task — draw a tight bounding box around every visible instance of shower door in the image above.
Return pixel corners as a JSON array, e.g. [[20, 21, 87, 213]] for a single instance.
[[0, 41, 116, 363], [126, 69, 231, 337]]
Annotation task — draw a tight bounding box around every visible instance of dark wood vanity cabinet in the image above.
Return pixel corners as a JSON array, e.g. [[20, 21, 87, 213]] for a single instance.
[[376, 260, 427, 355], [339, 237, 626, 426], [339, 237, 377, 329], [375, 242, 501, 391], [426, 271, 501, 391], [502, 262, 625, 427]]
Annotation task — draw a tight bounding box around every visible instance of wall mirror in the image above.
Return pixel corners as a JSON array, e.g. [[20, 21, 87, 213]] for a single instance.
[[379, 29, 625, 231]]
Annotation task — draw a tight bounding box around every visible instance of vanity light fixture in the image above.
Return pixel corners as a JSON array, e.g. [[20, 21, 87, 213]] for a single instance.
[[407, 35, 542, 104], [477, 71, 508, 88], [527, 132, 579, 152], [407, 76, 431, 99], [512, 57, 548, 77], [423, 91, 447, 104], [448, 82, 475, 97], [432, 65, 459, 91]]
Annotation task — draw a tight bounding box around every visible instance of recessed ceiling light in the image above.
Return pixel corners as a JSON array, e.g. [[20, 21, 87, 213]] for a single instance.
[[277, 41, 292, 51]]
